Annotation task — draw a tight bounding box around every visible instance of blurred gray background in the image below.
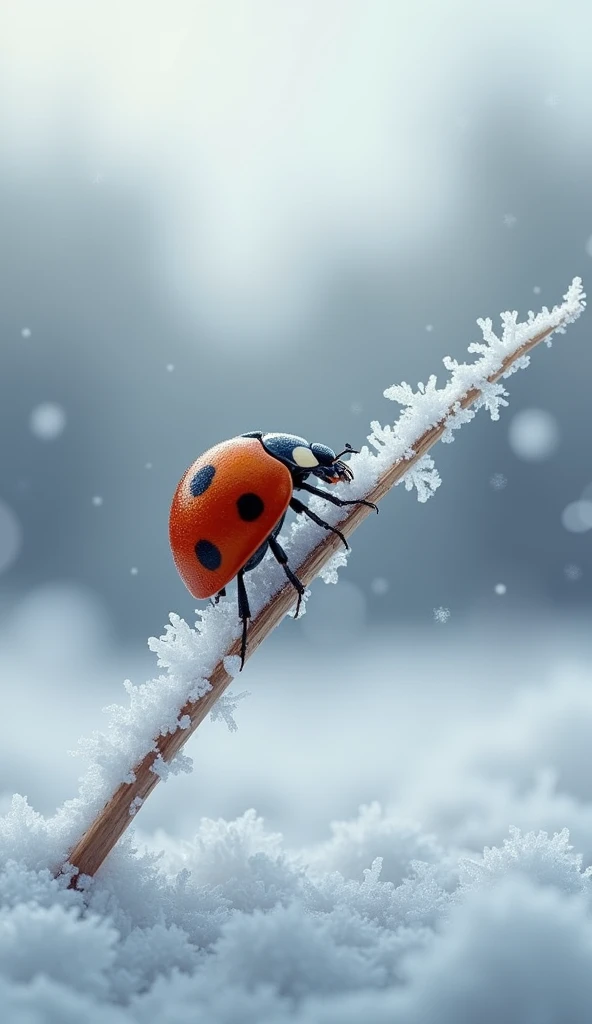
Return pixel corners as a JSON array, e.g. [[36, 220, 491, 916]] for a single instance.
[[1, 1, 592, 842]]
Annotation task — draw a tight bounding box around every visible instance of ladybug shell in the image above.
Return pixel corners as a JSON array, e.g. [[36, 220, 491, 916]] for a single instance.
[[169, 435, 293, 599]]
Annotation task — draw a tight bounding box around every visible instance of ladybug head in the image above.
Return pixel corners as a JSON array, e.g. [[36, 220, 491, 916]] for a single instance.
[[308, 442, 355, 484], [242, 432, 356, 484]]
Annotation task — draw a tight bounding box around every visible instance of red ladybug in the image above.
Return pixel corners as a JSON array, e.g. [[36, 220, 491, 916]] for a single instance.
[[169, 431, 377, 668]]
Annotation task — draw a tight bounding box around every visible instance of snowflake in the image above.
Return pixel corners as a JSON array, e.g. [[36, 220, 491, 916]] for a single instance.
[[494, 583, 507, 595], [490, 473, 508, 491], [433, 606, 451, 624], [564, 564, 583, 582]]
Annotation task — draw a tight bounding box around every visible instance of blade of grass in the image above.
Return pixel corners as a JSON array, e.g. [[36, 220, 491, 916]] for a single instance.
[[65, 280, 585, 885]]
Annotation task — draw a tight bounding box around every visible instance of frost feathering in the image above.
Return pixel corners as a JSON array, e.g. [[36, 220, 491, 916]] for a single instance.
[[63, 278, 585, 882]]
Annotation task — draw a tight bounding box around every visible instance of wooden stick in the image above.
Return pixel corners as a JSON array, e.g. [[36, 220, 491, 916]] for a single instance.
[[65, 312, 577, 883]]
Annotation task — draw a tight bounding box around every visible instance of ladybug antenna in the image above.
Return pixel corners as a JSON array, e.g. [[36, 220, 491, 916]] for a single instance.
[[335, 442, 358, 459]]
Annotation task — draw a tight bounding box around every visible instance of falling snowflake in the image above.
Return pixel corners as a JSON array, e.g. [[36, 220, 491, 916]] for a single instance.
[[425, 324, 434, 332], [564, 563, 583, 582], [166, 364, 175, 372], [21, 327, 31, 338], [533, 286, 541, 295], [503, 214, 517, 228], [130, 567, 139, 576], [433, 606, 451, 624], [494, 583, 507, 595], [92, 496, 103, 507], [145, 462, 153, 469], [490, 473, 508, 491]]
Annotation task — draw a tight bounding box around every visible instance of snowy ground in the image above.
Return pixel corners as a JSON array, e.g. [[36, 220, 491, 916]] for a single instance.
[[2, 585, 592, 1021]]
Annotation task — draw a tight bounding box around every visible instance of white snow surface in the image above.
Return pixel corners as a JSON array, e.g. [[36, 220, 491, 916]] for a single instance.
[[3, 797, 592, 1022]]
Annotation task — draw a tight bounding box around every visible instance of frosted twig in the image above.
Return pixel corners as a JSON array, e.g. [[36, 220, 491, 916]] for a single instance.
[[64, 279, 585, 884]]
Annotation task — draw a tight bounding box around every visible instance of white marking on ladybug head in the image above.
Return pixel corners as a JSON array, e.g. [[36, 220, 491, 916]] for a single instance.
[[292, 445, 319, 468]]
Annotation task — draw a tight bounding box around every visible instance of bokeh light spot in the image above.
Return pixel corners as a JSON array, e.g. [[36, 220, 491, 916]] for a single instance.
[[29, 402, 66, 441], [508, 408, 559, 462], [0, 499, 22, 574], [561, 501, 592, 533]]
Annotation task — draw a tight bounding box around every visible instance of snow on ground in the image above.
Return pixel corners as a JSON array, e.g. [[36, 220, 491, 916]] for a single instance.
[[2, 583, 592, 1020]]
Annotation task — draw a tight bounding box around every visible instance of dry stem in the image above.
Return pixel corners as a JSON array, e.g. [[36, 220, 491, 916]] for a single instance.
[[65, 315, 571, 883]]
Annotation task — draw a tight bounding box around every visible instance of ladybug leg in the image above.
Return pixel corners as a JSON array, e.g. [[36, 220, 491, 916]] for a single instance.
[[290, 496, 349, 550], [268, 534, 306, 618], [211, 586, 227, 607], [297, 480, 378, 513], [236, 570, 251, 671]]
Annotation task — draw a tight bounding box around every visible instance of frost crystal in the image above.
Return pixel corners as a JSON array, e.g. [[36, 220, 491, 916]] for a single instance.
[[320, 550, 349, 585], [150, 752, 193, 780], [374, 278, 584, 506], [210, 690, 251, 733], [129, 797, 143, 817], [400, 454, 441, 503]]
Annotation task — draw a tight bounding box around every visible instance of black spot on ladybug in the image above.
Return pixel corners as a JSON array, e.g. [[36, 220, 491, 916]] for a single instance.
[[190, 464, 216, 497], [237, 492, 265, 521], [195, 539, 222, 571]]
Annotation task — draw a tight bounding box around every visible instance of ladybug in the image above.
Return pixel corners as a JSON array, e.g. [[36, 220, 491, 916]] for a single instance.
[[169, 431, 377, 668]]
